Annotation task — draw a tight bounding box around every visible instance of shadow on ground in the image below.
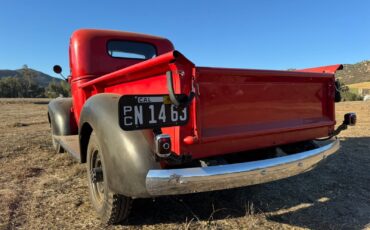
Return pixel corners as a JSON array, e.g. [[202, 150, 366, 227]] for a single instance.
[[125, 137, 370, 229]]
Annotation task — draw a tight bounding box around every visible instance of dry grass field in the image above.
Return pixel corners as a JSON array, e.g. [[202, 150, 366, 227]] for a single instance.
[[348, 82, 370, 89], [0, 99, 369, 230]]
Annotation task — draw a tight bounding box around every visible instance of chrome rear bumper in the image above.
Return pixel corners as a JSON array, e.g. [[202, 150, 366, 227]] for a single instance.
[[146, 139, 340, 196]]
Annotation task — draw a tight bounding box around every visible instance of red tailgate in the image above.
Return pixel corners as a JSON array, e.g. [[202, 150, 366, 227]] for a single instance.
[[181, 67, 336, 159]]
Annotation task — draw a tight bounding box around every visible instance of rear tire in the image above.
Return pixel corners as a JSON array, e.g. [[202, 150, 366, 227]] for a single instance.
[[87, 131, 132, 224], [50, 121, 64, 153]]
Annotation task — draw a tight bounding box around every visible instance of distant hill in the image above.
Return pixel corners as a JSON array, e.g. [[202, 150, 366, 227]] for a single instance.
[[336, 60, 370, 85], [0, 68, 62, 87], [0, 68, 69, 98]]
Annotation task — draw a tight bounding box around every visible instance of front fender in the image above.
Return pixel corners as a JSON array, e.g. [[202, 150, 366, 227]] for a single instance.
[[48, 97, 77, 135], [79, 93, 160, 198]]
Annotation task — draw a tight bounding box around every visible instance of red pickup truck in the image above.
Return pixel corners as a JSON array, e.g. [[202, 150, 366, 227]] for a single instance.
[[48, 29, 356, 224]]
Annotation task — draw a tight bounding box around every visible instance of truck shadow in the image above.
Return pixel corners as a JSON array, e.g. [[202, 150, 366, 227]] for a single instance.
[[127, 137, 370, 229]]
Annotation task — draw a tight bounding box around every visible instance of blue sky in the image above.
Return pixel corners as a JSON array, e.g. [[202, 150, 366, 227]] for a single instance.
[[0, 0, 369, 78]]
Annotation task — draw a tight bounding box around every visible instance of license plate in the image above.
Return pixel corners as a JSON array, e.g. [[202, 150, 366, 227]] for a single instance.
[[119, 95, 189, 131]]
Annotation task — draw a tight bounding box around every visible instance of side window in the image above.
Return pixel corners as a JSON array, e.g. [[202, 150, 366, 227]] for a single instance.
[[107, 40, 157, 60]]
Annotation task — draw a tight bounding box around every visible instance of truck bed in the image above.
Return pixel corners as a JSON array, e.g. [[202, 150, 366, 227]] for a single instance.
[[78, 50, 336, 160]]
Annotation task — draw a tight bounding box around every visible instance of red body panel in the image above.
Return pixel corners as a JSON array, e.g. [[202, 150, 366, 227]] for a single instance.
[[69, 29, 337, 161]]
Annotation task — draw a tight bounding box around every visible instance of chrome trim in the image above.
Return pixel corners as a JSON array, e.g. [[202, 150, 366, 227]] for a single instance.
[[146, 139, 340, 196]]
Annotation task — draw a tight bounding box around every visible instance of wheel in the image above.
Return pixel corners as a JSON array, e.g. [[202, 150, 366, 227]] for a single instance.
[[50, 121, 64, 153], [87, 131, 132, 224]]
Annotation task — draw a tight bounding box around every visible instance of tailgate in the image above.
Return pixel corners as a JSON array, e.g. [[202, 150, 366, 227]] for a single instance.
[[186, 67, 335, 157]]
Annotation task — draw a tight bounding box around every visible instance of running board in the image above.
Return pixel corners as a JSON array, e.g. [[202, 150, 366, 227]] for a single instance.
[[54, 135, 81, 161]]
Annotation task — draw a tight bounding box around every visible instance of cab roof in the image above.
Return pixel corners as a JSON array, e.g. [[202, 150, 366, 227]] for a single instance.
[[69, 29, 174, 77]]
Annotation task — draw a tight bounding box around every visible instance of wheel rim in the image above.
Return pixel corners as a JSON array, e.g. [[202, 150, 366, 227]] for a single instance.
[[90, 149, 105, 206]]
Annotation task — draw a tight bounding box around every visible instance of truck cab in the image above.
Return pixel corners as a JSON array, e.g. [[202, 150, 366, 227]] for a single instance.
[[48, 29, 355, 224]]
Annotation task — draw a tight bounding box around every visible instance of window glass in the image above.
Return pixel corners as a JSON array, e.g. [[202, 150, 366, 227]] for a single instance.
[[107, 40, 157, 60]]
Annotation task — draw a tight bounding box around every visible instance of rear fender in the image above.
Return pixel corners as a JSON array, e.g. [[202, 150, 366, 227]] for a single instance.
[[79, 93, 160, 198], [48, 98, 77, 135]]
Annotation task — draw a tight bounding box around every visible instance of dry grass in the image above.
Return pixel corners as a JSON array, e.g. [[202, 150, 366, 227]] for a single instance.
[[348, 81, 370, 89], [1, 99, 370, 229]]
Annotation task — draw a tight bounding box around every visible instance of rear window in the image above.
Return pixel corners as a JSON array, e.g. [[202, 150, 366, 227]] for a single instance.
[[107, 40, 157, 60]]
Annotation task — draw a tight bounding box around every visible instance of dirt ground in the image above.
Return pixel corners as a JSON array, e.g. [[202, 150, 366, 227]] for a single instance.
[[0, 99, 369, 230]]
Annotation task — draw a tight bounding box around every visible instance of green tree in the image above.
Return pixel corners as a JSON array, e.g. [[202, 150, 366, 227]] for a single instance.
[[21, 64, 34, 96], [18, 65, 45, 97], [0, 77, 25, 97], [44, 80, 70, 98], [337, 79, 363, 101]]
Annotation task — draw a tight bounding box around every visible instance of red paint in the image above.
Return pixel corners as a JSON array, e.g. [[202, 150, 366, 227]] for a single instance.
[[68, 29, 337, 160], [298, 64, 343, 74]]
